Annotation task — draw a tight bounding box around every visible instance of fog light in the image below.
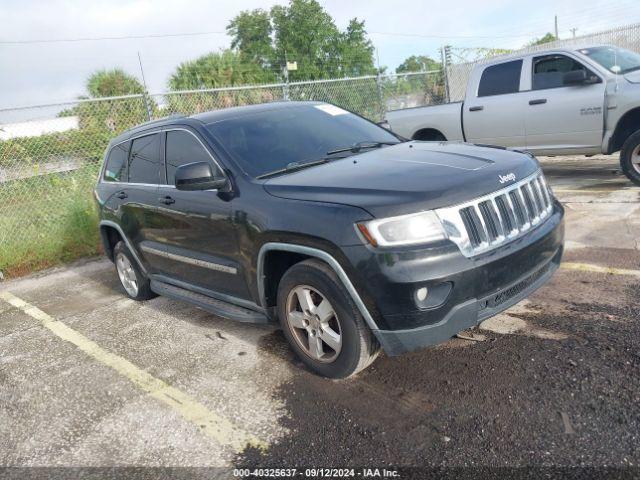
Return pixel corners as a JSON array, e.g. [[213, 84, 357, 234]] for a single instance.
[[415, 287, 428, 302], [414, 282, 452, 310]]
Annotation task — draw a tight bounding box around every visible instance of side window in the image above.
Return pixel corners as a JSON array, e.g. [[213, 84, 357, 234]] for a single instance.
[[165, 130, 221, 185], [533, 55, 588, 90], [128, 133, 163, 184], [103, 142, 129, 182], [477, 60, 523, 97]]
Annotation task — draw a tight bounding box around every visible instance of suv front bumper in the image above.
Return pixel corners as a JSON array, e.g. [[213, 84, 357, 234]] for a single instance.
[[343, 203, 564, 356], [373, 247, 561, 355]]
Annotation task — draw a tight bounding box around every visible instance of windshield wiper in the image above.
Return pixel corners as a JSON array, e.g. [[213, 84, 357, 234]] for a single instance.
[[256, 158, 331, 179], [256, 141, 399, 179], [326, 141, 400, 156]]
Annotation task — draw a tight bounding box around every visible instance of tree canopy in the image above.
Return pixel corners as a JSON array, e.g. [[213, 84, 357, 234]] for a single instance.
[[528, 33, 557, 46], [168, 49, 274, 90], [59, 68, 151, 135], [86, 69, 145, 97], [396, 55, 441, 74], [227, 9, 274, 65], [226, 0, 377, 81]]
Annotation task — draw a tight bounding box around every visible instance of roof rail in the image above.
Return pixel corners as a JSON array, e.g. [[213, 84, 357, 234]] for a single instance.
[[132, 113, 186, 129]]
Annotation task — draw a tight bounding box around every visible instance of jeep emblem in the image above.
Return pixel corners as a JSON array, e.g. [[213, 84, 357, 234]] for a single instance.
[[498, 173, 516, 184]]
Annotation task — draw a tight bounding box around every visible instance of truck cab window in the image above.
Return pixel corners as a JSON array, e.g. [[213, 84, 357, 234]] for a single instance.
[[128, 133, 163, 184], [533, 55, 589, 90], [477, 60, 523, 97], [165, 130, 221, 185], [103, 142, 129, 182]]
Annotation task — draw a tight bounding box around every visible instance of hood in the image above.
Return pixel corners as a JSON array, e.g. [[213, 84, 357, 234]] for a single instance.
[[263, 141, 539, 218], [623, 70, 640, 83]]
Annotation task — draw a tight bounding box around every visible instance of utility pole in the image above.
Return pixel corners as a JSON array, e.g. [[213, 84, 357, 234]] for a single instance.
[[283, 51, 290, 101], [375, 48, 384, 119], [570, 27, 578, 38], [554, 15, 559, 39], [137, 51, 152, 121], [441, 45, 451, 103]]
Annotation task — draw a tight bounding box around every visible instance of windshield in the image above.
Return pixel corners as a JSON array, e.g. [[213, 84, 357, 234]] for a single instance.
[[206, 103, 400, 178], [579, 46, 640, 74]]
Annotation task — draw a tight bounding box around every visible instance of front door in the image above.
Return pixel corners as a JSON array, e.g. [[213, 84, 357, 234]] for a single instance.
[[145, 128, 247, 299], [524, 53, 606, 153]]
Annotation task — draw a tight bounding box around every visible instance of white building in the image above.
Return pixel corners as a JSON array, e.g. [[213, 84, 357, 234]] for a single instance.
[[0, 116, 79, 141]]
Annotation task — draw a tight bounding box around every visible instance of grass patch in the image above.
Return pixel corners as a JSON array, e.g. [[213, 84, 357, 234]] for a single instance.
[[0, 166, 102, 278]]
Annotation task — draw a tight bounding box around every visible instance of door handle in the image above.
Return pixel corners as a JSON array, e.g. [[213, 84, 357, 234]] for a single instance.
[[159, 195, 175, 205], [529, 98, 547, 105], [469, 106, 484, 112], [115, 191, 127, 199]]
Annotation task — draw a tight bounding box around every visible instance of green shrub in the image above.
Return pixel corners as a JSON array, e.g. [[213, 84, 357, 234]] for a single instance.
[[0, 166, 101, 276]]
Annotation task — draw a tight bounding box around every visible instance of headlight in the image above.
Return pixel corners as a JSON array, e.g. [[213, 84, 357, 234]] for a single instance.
[[357, 211, 446, 247]]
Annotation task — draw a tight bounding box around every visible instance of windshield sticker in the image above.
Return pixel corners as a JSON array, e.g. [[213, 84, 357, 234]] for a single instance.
[[314, 104, 348, 116]]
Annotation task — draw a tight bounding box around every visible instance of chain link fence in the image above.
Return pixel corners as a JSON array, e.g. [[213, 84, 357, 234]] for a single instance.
[[0, 70, 443, 276], [2, 21, 639, 276], [446, 22, 640, 101]]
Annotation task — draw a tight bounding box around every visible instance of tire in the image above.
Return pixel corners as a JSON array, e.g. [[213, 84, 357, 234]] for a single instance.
[[277, 259, 380, 378], [113, 241, 156, 301], [620, 130, 640, 186]]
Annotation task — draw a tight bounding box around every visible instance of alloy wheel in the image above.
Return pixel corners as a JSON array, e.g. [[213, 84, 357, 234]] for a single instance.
[[285, 285, 342, 363], [632, 144, 640, 174], [116, 252, 139, 297]]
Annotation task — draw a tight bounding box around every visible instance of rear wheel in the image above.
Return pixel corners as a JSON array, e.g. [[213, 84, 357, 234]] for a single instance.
[[277, 259, 379, 378], [113, 241, 156, 301], [620, 130, 640, 186]]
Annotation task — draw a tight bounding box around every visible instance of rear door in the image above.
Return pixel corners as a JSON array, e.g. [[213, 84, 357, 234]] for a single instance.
[[463, 59, 527, 148], [523, 53, 606, 153], [146, 128, 247, 299], [120, 132, 164, 268], [99, 140, 130, 214]]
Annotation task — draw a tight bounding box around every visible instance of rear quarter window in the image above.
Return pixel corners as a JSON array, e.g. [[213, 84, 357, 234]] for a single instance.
[[103, 142, 129, 182], [478, 60, 523, 97]]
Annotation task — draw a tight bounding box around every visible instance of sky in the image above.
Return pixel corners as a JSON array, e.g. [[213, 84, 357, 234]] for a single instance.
[[1, 0, 639, 112]]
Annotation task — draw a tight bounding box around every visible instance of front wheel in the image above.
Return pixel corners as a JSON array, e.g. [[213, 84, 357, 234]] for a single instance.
[[620, 130, 640, 186], [277, 259, 380, 378]]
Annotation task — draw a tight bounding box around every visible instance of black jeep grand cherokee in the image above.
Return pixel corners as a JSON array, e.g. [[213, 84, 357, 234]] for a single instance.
[[95, 101, 564, 378]]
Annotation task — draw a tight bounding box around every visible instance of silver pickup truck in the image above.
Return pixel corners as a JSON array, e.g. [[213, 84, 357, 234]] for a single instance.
[[385, 45, 640, 185]]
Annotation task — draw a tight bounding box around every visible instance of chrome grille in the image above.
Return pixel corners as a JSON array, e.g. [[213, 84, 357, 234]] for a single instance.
[[436, 171, 554, 257]]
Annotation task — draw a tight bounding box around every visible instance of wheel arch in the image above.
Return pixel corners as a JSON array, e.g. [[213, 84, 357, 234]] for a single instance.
[[257, 242, 379, 332], [98, 220, 147, 274], [608, 106, 640, 154], [99, 224, 122, 261], [412, 128, 447, 141]]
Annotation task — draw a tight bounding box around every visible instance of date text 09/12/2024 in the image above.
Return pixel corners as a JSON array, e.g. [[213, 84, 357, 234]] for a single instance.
[[233, 467, 400, 477]]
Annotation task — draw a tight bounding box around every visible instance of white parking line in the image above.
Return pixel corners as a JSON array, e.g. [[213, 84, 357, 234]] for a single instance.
[[0, 290, 266, 453], [561, 262, 640, 278]]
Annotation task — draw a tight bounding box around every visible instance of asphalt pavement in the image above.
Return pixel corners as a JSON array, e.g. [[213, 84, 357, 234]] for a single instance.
[[0, 155, 638, 479]]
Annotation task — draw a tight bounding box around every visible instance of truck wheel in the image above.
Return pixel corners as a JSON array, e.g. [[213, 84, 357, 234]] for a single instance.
[[113, 241, 156, 301], [620, 130, 640, 186], [277, 259, 380, 378]]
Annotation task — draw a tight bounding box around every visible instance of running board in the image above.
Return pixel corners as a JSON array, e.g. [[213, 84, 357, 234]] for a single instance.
[[150, 280, 269, 324]]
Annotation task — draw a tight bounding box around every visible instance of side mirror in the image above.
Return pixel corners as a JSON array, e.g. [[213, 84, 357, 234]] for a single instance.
[[563, 70, 587, 85], [563, 70, 600, 86], [174, 161, 227, 191]]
